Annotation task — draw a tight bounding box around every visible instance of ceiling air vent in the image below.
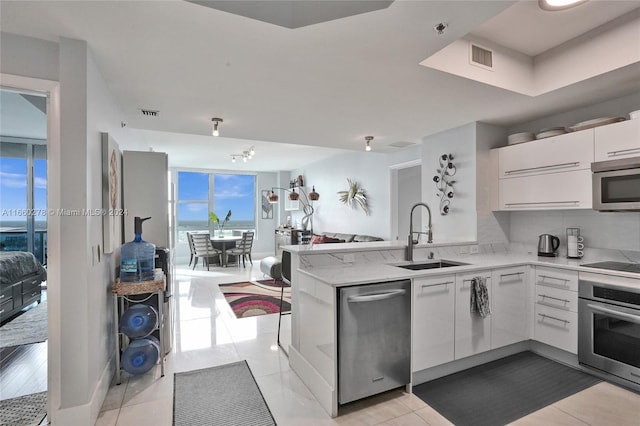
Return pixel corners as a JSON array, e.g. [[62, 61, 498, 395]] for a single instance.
[[140, 108, 160, 117], [470, 43, 493, 70]]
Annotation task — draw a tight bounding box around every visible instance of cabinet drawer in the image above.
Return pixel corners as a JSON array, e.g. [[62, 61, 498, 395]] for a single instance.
[[0, 297, 13, 317], [499, 129, 593, 178], [534, 304, 578, 354], [535, 267, 578, 292], [22, 286, 41, 303], [535, 285, 577, 313], [499, 169, 592, 210], [594, 119, 640, 161], [0, 286, 13, 304]]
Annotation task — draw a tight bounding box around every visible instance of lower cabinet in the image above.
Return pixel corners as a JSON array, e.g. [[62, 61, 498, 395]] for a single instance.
[[412, 275, 455, 371], [533, 267, 579, 354], [491, 266, 529, 349], [454, 271, 492, 360]]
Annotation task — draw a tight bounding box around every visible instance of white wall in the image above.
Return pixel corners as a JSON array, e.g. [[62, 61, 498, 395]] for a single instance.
[[1, 33, 135, 425], [422, 123, 477, 242], [291, 150, 393, 239]]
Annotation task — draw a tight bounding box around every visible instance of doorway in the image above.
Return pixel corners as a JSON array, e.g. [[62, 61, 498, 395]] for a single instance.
[[390, 160, 421, 242]]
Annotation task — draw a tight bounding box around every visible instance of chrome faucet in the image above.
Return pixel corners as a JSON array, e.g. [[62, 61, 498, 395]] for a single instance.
[[407, 202, 433, 261]]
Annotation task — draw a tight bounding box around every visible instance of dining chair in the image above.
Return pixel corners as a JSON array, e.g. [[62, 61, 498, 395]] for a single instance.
[[226, 231, 254, 267], [190, 232, 222, 270], [186, 232, 196, 268]]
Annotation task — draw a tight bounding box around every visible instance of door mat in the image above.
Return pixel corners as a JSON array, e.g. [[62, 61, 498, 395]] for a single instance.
[[173, 360, 276, 426], [0, 391, 47, 426], [413, 351, 600, 426], [219, 281, 290, 319], [0, 300, 47, 349]]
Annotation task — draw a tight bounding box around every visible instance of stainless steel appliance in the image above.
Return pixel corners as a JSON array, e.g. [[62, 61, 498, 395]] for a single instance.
[[538, 234, 560, 257], [338, 280, 411, 404], [592, 157, 640, 211], [578, 268, 640, 386]]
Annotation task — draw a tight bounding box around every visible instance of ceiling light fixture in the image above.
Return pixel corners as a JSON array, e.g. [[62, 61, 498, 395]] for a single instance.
[[211, 117, 223, 136], [434, 22, 447, 35], [231, 156, 236, 163], [538, 0, 588, 11], [230, 147, 256, 163], [364, 136, 373, 152]]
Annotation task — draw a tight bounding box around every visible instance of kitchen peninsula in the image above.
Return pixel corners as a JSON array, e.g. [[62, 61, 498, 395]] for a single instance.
[[283, 241, 640, 417]]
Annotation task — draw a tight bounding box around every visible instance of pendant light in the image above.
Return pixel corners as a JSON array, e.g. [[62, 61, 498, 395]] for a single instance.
[[211, 117, 223, 136], [365, 136, 373, 152]]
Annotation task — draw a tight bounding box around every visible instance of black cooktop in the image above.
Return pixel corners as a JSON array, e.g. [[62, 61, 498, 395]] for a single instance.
[[581, 261, 640, 274]]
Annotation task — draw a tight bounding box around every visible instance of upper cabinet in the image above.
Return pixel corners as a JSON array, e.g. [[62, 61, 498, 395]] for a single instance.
[[594, 119, 640, 162], [492, 129, 594, 211], [498, 130, 594, 179]]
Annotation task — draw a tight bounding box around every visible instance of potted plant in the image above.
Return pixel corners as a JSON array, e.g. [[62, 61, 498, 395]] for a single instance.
[[209, 209, 232, 237]]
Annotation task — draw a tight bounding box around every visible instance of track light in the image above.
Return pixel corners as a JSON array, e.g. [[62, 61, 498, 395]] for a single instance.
[[365, 136, 373, 152], [211, 117, 223, 136], [230, 146, 256, 163], [249, 146, 255, 156], [231, 156, 236, 163]]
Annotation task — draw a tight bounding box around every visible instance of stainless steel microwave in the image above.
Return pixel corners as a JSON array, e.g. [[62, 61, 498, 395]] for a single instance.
[[592, 157, 640, 211]]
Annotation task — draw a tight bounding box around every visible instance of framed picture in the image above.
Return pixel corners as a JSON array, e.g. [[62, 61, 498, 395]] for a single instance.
[[261, 190, 273, 219], [102, 133, 122, 253]]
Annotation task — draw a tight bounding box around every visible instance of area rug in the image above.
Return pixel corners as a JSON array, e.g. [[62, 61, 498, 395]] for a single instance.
[[0, 300, 47, 349], [413, 351, 601, 426], [219, 281, 291, 319], [173, 360, 275, 426], [0, 391, 47, 426]]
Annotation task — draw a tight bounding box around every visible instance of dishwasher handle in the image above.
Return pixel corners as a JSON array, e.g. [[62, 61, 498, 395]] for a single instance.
[[347, 289, 406, 303]]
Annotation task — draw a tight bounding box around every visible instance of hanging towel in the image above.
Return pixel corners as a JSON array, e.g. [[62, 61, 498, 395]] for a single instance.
[[470, 276, 491, 318]]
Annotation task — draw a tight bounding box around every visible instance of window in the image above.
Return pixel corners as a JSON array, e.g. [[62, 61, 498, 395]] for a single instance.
[[176, 171, 255, 243], [0, 141, 47, 264]]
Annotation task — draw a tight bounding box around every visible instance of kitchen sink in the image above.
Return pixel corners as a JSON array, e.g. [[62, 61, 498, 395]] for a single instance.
[[394, 260, 468, 270]]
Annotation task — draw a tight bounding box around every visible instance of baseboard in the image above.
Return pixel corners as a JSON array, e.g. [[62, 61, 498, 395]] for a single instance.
[[51, 356, 114, 426], [412, 341, 530, 386], [289, 345, 337, 417]]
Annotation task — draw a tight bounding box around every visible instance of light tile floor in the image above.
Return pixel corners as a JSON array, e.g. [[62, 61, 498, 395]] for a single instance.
[[97, 260, 640, 426]]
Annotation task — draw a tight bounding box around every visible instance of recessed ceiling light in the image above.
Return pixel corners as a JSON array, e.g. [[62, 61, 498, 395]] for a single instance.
[[539, 0, 588, 11]]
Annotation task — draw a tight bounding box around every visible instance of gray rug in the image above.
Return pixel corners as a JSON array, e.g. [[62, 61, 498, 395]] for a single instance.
[[173, 360, 276, 426], [0, 300, 47, 349], [413, 351, 601, 426], [0, 391, 47, 426]]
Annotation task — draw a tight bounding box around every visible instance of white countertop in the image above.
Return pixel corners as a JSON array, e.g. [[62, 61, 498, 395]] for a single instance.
[[298, 250, 640, 286], [283, 240, 474, 254]]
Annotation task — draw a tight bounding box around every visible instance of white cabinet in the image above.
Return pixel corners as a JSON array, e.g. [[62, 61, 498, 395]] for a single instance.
[[412, 275, 455, 372], [499, 169, 592, 210], [454, 271, 492, 359], [594, 119, 640, 161], [491, 266, 529, 349], [498, 129, 594, 179], [492, 129, 594, 211], [533, 267, 578, 354]]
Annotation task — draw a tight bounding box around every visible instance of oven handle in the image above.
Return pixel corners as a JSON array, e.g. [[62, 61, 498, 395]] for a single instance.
[[587, 304, 640, 325]]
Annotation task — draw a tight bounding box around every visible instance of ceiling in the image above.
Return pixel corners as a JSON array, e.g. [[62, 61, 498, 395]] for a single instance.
[[1, 0, 639, 171]]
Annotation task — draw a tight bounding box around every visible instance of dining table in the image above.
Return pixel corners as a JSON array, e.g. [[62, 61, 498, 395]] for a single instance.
[[210, 235, 242, 267]]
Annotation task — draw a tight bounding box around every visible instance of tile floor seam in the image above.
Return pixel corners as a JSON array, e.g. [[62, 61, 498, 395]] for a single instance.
[[550, 403, 596, 426]]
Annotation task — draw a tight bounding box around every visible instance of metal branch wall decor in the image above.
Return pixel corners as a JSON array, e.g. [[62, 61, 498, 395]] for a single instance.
[[338, 178, 369, 215], [433, 154, 456, 215]]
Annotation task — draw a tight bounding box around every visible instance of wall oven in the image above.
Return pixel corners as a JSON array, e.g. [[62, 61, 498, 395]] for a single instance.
[[592, 157, 640, 211], [578, 271, 640, 386]]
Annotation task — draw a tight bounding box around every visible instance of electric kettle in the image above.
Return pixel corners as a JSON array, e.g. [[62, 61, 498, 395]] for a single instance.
[[538, 234, 560, 257]]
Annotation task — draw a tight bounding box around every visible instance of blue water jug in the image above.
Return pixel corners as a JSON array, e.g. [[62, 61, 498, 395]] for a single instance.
[[120, 217, 156, 282], [121, 335, 160, 375], [120, 304, 158, 339]]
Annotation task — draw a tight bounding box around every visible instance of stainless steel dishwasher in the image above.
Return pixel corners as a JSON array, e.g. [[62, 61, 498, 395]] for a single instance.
[[338, 279, 411, 404]]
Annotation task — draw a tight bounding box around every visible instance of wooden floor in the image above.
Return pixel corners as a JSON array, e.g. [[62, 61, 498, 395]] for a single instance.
[[0, 341, 47, 400]]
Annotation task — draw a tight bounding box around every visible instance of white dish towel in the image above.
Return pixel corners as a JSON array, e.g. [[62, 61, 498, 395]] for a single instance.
[[470, 276, 491, 318]]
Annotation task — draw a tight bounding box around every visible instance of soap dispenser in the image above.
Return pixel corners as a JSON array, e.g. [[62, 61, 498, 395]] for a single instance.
[[120, 216, 156, 282]]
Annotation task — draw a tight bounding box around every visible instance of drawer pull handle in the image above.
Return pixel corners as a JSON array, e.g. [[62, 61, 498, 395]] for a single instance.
[[0, 309, 4, 314], [0, 294, 4, 299], [538, 274, 571, 284], [500, 272, 524, 278], [539, 294, 570, 304], [607, 147, 640, 156], [538, 313, 569, 324], [504, 162, 580, 175], [463, 278, 489, 284], [505, 201, 580, 207], [421, 281, 453, 288]]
